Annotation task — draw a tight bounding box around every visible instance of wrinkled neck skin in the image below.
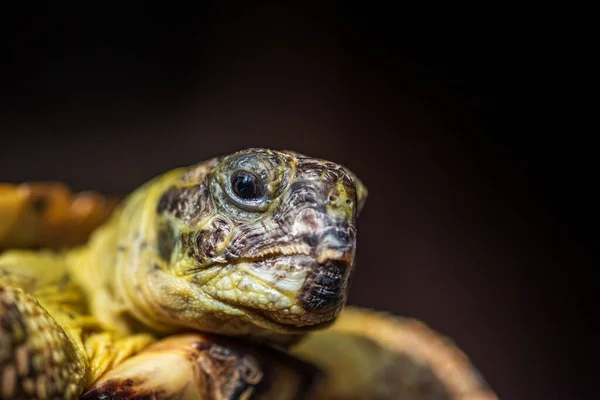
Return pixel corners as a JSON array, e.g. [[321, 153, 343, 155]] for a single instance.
[[67, 167, 188, 338]]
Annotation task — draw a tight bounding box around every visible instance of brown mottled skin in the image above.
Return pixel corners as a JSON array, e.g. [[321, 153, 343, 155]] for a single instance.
[[0, 148, 497, 399]]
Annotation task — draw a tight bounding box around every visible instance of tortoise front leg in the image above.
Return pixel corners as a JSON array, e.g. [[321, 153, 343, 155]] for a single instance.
[[0, 182, 119, 250], [0, 286, 89, 400], [83, 332, 155, 387], [81, 333, 322, 400]]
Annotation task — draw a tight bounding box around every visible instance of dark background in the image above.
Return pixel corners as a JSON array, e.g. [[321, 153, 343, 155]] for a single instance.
[[1, 4, 595, 399]]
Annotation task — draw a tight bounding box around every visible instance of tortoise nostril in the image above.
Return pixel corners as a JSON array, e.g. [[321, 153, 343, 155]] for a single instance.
[[303, 234, 320, 247]]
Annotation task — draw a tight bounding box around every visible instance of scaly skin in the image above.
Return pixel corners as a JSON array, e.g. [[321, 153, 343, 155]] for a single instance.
[[67, 148, 365, 341], [1, 148, 366, 399]]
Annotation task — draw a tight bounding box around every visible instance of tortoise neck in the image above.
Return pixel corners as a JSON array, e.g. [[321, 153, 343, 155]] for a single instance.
[[113, 171, 182, 334], [67, 169, 186, 335]]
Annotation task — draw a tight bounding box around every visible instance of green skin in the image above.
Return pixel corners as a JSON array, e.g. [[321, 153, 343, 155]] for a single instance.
[[0, 148, 367, 399]]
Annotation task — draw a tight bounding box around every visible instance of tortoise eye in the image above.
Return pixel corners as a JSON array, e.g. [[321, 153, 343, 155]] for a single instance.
[[231, 171, 265, 202]]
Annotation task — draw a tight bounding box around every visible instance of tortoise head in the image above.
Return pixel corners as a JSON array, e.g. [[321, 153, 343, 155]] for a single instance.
[[121, 148, 367, 341]]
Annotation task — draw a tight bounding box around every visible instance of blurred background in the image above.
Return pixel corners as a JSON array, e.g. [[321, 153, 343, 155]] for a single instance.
[[0, 4, 594, 399]]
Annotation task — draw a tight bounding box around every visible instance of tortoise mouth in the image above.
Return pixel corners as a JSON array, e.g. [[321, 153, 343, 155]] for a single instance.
[[195, 249, 352, 332], [204, 242, 354, 269], [213, 295, 340, 334], [206, 257, 349, 332]]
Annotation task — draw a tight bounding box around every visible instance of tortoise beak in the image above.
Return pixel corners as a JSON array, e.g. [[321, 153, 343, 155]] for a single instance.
[[294, 226, 356, 316]]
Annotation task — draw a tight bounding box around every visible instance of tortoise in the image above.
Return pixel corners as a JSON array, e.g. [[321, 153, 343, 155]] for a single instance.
[[0, 148, 498, 400]]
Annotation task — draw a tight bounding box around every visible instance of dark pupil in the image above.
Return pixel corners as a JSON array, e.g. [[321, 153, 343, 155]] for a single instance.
[[232, 172, 262, 200]]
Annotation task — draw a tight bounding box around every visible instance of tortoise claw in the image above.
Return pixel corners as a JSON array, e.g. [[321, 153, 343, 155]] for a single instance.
[[81, 333, 321, 400]]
